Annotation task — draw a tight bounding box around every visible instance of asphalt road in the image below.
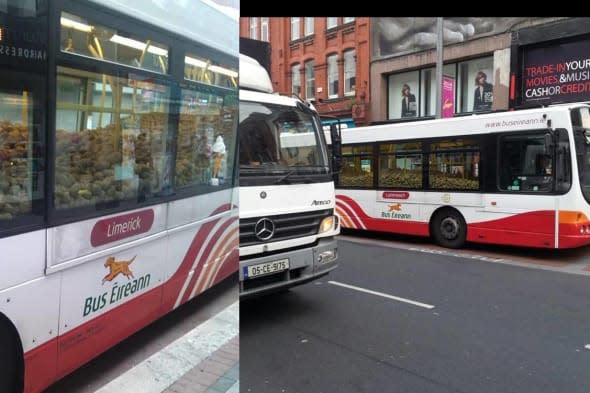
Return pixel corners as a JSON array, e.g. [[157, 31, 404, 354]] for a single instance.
[[240, 238, 590, 393]]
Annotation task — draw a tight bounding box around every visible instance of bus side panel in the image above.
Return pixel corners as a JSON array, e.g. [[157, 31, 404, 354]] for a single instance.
[[473, 195, 557, 248], [3, 275, 61, 393], [0, 230, 46, 290], [467, 210, 556, 248], [336, 193, 429, 236], [55, 238, 167, 379], [55, 288, 163, 381], [162, 205, 237, 310]]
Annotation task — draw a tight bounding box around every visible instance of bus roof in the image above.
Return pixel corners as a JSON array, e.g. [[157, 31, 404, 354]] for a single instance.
[[328, 103, 589, 144], [89, 0, 238, 57]]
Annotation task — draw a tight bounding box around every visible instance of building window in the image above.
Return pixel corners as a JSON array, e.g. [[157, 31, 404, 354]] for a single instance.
[[305, 60, 315, 100], [386, 56, 492, 120], [457, 57, 494, 113], [344, 49, 356, 96], [304, 17, 314, 36], [343, 17, 355, 24], [291, 17, 300, 40], [292, 63, 301, 95], [249, 17, 258, 40], [327, 17, 338, 29], [388, 71, 419, 119], [420, 64, 456, 118], [261, 17, 269, 42], [327, 54, 338, 98]]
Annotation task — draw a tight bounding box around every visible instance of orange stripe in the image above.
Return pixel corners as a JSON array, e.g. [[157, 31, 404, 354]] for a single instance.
[[559, 211, 590, 224]]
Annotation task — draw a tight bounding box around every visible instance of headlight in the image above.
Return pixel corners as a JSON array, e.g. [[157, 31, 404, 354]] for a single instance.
[[319, 215, 336, 234]]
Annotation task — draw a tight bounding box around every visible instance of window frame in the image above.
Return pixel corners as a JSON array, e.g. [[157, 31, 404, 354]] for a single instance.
[[343, 49, 356, 96], [327, 53, 338, 99]]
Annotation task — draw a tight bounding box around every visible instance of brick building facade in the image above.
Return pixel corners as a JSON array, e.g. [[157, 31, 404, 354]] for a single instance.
[[240, 17, 372, 126]]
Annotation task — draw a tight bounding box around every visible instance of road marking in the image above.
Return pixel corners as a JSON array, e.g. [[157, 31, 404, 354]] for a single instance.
[[94, 301, 238, 393], [328, 280, 435, 309]]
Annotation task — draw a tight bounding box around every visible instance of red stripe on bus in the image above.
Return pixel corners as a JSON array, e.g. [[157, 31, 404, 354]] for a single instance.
[[54, 286, 163, 383], [23, 339, 58, 393], [160, 218, 223, 310], [207, 226, 239, 287], [192, 226, 239, 297], [336, 195, 369, 228], [179, 217, 236, 305]]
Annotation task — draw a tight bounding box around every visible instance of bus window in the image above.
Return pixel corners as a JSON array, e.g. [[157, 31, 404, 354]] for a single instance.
[[0, 86, 43, 226], [378, 142, 422, 189], [499, 133, 553, 192], [339, 144, 373, 188], [176, 87, 237, 189], [55, 67, 172, 209], [428, 138, 480, 190]]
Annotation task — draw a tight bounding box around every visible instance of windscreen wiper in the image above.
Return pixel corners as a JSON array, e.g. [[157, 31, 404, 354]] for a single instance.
[[274, 171, 313, 184]]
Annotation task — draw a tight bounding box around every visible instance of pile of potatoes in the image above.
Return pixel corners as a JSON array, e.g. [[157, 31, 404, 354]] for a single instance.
[[379, 170, 422, 188], [54, 113, 167, 209], [175, 114, 212, 187], [0, 121, 33, 219], [429, 174, 479, 190]]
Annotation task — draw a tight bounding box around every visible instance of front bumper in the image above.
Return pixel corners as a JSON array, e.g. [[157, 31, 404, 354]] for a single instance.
[[239, 237, 338, 299]]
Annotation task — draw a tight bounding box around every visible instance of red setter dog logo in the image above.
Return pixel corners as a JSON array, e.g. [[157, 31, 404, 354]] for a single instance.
[[102, 255, 137, 284], [388, 203, 402, 212]]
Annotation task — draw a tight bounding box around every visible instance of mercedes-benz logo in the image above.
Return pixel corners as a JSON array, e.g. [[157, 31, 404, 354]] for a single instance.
[[254, 218, 275, 241]]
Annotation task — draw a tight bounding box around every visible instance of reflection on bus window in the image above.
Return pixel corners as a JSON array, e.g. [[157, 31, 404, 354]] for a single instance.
[[55, 66, 171, 209], [60, 12, 169, 74], [0, 90, 39, 220], [176, 87, 237, 188], [185, 53, 238, 88]]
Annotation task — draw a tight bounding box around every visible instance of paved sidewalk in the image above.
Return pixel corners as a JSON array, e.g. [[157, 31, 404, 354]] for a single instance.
[[164, 335, 238, 393], [95, 301, 238, 393]]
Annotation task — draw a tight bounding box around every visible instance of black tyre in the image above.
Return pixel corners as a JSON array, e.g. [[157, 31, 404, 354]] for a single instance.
[[431, 208, 467, 249], [0, 323, 21, 393]]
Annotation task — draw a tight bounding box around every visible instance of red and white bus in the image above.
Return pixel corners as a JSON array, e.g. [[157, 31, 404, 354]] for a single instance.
[[329, 102, 590, 249], [0, 1, 238, 392]]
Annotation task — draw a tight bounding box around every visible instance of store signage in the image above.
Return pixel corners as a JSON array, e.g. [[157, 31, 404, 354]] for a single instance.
[[442, 76, 455, 118], [0, 13, 48, 68], [522, 40, 590, 105]]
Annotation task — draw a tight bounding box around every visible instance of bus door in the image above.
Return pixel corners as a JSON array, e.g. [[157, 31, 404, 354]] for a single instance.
[[481, 131, 558, 247]]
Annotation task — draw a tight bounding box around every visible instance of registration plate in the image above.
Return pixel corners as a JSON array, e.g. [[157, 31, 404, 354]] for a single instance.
[[244, 258, 289, 278]]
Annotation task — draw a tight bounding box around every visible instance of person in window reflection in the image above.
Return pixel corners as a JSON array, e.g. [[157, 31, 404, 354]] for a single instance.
[[401, 84, 416, 118], [473, 71, 493, 112]]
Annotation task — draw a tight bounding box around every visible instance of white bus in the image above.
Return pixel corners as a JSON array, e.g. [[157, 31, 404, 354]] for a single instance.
[[0, 1, 238, 392], [238, 54, 341, 298], [329, 103, 590, 249]]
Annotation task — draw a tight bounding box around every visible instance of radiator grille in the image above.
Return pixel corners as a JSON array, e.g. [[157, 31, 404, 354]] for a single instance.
[[240, 209, 332, 247]]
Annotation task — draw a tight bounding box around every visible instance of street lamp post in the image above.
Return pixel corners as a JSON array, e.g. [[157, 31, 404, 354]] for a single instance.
[[435, 17, 443, 119]]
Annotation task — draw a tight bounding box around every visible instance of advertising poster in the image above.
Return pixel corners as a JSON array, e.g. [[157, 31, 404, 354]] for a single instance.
[[442, 76, 455, 118], [522, 40, 590, 105]]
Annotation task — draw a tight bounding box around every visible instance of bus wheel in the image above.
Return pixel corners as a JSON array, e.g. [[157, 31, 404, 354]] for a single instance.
[[0, 323, 20, 393], [431, 208, 466, 249]]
